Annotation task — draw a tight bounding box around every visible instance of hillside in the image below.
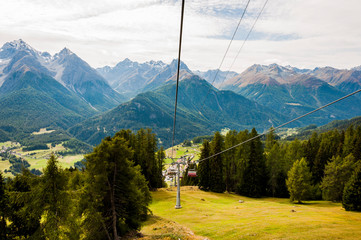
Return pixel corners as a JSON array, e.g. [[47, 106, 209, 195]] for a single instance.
[[287, 115, 361, 140], [141, 187, 361, 240], [309, 67, 361, 96], [69, 75, 288, 147], [0, 40, 129, 143], [0, 67, 98, 142]]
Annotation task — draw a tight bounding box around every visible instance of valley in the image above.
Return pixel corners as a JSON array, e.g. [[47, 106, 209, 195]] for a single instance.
[[1, 0, 361, 239], [2, 40, 361, 150], [0, 140, 85, 177], [1, 40, 361, 239]]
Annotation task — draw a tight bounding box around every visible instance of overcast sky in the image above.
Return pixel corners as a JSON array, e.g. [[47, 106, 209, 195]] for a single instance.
[[1, 0, 361, 73]]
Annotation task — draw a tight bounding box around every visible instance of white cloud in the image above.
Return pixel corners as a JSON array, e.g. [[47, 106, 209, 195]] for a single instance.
[[0, 0, 361, 73]]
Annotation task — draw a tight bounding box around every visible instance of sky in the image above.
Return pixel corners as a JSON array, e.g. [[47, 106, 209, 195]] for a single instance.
[[0, 0, 361, 73]]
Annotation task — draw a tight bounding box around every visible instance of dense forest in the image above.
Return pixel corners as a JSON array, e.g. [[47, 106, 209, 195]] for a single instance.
[[187, 126, 361, 210], [0, 128, 165, 239]]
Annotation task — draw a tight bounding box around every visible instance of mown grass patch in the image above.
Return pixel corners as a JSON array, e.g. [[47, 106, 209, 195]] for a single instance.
[[165, 144, 201, 160], [144, 187, 361, 240], [0, 159, 12, 177], [0, 141, 84, 175], [58, 154, 83, 169]]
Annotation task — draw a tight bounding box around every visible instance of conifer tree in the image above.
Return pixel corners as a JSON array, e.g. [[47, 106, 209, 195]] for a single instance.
[[134, 128, 161, 189], [224, 130, 238, 192], [352, 127, 361, 161], [266, 142, 288, 197], [209, 132, 225, 193], [286, 158, 312, 203], [198, 140, 211, 191], [81, 135, 151, 239], [238, 128, 266, 197], [7, 169, 43, 239], [235, 130, 249, 194], [38, 154, 70, 239], [321, 154, 356, 201], [343, 161, 361, 211], [303, 132, 320, 178], [284, 138, 304, 172], [313, 130, 342, 184], [343, 125, 355, 157], [0, 171, 8, 239], [156, 146, 166, 187]]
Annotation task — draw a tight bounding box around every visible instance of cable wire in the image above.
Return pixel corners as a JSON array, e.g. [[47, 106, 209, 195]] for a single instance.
[[199, 0, 251, 113], [218, 0, 269, 90], [197, 88, 361, 163], [171, 0, 185, 159]]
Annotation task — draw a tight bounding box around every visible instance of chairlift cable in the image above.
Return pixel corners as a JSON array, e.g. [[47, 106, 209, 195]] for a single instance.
[[199, 0, 252, 113], [171, 0, 186, 160], [218, 0, 270, 90]]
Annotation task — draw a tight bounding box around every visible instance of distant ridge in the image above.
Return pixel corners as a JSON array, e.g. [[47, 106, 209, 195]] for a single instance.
[[97, 59, 192, 99], [69, 75, 287, 146], [221, 63, 361, 126]]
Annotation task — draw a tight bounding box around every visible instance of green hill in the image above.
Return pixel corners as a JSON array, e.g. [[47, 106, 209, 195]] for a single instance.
[[286, 115, 361, 140], [69, 76, 288, 147], [0, 69, 97, 144]]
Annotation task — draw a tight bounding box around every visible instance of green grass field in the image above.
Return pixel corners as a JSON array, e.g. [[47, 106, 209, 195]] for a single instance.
[[165, 144, 201, 161], [0, 142, 84, 176], [140, 187, 361, 240]]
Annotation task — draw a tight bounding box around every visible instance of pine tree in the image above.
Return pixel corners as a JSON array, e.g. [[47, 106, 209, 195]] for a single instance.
[[352, 127, 361, 161], [303, 132, 320, 179], [235, 130, 249, 194], [0, 171, 8, 239], [209, 132, 225, 193], [266, 142, 288, 197], [198, 140, 211, 191], [343, 161, 361, 211], [134, 128, 161, 189], [284, 138, 304, 172], [343, 125, 355, 157], [38, 154, 70, 239], [237, 128, 266, 197], [286, 158, 312, 203], [321, 154, 356, 201], [7, 169, 43, 239], [115, 128, 163, 189], [313, 130, 342, 184], [224, 130, 238, 192], [81, 134, 151, 239], [156, 146, 166, 188]]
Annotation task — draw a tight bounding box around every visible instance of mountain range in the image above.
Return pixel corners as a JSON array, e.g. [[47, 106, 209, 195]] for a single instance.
[[222, 64, 361, 125], [69, 75, 286, 146], [97, 58, 194, 99], [1, 39, 361, 147], [0, 39, 125, 141]]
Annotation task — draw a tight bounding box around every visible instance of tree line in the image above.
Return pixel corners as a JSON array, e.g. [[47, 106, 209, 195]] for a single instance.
[[192, 126, 361, 211], [0, 128, 165, 239]]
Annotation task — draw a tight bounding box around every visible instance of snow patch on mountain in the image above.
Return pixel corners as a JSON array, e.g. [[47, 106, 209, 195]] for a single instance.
[[0, 59, 11, 87]]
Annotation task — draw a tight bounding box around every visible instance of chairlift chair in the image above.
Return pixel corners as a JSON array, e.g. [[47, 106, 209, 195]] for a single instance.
[[188, 167, 197, 177]]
